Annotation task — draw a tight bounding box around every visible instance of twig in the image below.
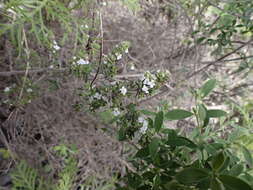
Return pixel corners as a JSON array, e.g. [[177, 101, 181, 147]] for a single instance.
[[0, 68, 67, 77], [200, 55, 253, 64], [18, 29, 30, 101], [90, 8, 103, 88], [186, 39, 253, 79]]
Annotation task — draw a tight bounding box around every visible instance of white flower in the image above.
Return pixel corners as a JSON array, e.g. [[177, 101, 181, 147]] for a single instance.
[[130, 64, 135, 71], [110, 81, 117, 85], [165, 70, 170, 75], [76, 59, 89, 65], [26, 88, 33, 93], [149, 80, 156, 88], [112, 108, 120, 116], [93, 92, 102, 99], [125, 49, 129, 54], [142, 85, 149, 94], [138, 117, 148, 134], [73, 56, 77, 60], [138, 116, 145, 123], [81, 24, 89, 29], [133, 131, 142, 141], [49, 65, 54, 69], [53, 40, 60, 51], [4, 87, 11, 93], [53, 44, 60, 51], [101, 2, 107, 6], [143, 78, 155, 88], [101, 96, 108, 101], [116, 53, 122, 60], [120, 86, 127, 95], [140, 120, 148, 134]]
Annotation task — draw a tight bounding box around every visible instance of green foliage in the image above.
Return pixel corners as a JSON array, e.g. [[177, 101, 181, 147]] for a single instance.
[[115, 79, 253, 190], [165, 109, 193, 120], [2, 0, 253, 189], [11, 161, 49, 190], [11, 144, 78, 190], [53, 144, 78, 190]]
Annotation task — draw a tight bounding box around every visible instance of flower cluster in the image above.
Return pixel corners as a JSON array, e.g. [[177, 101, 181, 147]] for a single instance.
[[115, 53, 122, 60], [141, 71, 157, 94], [73, 57, 89, 65], [90, 92, 107, 101]]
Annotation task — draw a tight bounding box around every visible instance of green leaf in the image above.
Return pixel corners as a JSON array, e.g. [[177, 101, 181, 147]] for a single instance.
[[175, 168, 210, 185], [197, 177, 211, 190], [165, 180, 182, 189], [219, 175, 252, 190], [200, 79, 216, 98], [240, 173, 253, 186], [218, 156, 230, 173], [198, 104, 207, 122], [211, 178, 224, 190], [242, 146, 253, 168], [135, 146, 149, 158], [229, 164, 244, 176], [139, 109, 156, 116], [207, 110, 227, 118], [212, 151, 226, 171], [165, 109, 193, 120], [154, 111, 164, 132], [118, 127, 126, 141], [149, 138, 160, 158], [167, 137, 197, 149], [197, 37, 206, 44]]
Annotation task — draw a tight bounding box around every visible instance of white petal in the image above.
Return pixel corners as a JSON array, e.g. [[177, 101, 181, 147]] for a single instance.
[[142, 85, 149, 93], [4, 87, 10, 93]]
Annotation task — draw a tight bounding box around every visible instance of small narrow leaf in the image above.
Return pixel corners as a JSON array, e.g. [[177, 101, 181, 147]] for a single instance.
[[154, 111, 164, 132], [218, 156, 230, 173], [207, 110, 227, 118], [212, 151, 225, 171], [175, 168, 210, 184], [200, 79, 216, 98], [165, 109, 193, 120], [198, 104, 207, 122], [149, 138, 160, 158], [167, 137, 197, 149], [242, 146, 253, 168], [219, 175, 252, 190], [139, 109, 156, 116], [118, 127, 125, 141]]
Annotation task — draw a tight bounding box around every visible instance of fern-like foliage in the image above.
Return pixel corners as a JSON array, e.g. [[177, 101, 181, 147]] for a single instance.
[[54, 145, 78, 190], [11, 161, 48, 190], [0, 0, 86, 55], [11, 145, 79, 190], [55, 157, 78, 190]]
